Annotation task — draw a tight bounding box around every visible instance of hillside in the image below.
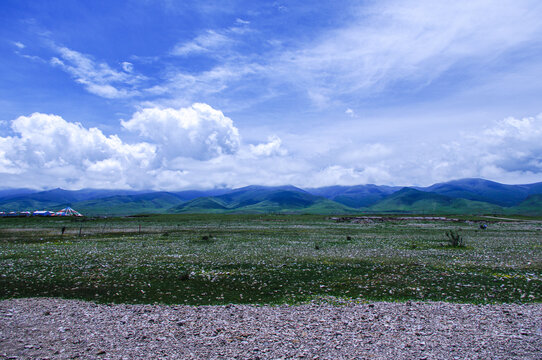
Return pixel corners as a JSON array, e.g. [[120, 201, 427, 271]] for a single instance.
[[306, 184, 400, 207], [1, 178, 541, 215], [369, 188, 503, 214], [509, 194, 542, 216], [170, 197, 230, 213], [171, 188, 356, 214], [73, 192, 185, 216], [0, 188, 145, 212], [419, 178, 542, 207]]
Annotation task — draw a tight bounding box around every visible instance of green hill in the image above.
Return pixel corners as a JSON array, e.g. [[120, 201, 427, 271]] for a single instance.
[[420, 178, 541, 207], [0, 198, 69, 212], [171, 187, 356, 214], [369, 188, 503, 214], [73, 192, 184, 216], [306, 184, 400, 207], [170, 197, 229, 213], [1, 178, 540, 215], [0, 188, 144, 212], [509, 194, 542, 215]]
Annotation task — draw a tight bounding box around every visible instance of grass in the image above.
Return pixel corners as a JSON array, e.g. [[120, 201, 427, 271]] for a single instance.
[[0, 214, 540, 305]]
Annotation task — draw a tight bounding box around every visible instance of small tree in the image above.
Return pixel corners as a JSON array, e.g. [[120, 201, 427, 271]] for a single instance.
[[445, 230, 464, 247]]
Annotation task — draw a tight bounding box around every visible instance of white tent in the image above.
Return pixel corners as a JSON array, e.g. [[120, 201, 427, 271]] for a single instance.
[[55, 207, 83, 217]]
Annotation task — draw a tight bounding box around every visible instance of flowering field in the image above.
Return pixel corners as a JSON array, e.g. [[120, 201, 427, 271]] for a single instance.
[[0, 214, 540, 305]]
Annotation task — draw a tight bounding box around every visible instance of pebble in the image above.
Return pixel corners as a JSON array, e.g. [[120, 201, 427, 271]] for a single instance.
[[0, 298, 541, 359]]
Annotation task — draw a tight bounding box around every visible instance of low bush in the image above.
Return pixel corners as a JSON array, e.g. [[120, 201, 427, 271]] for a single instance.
[[445, 230, 465, 247]]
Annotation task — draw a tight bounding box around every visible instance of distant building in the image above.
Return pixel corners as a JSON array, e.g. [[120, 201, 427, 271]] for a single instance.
[[1, 207, 84, 217]]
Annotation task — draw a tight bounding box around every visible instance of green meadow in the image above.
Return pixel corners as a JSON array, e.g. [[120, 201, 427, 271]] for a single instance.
[[0, 214, 540, 305]]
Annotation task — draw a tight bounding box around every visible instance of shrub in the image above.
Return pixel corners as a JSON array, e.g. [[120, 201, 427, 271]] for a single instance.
[[179, 272, 190, 281], [445, 230, 465, 247]]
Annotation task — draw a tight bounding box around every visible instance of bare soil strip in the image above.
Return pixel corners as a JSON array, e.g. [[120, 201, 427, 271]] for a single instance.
[[1, 298, 541, 359]]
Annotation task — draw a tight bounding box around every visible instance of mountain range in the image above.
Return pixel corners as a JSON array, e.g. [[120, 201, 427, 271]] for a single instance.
[[1, 178, 541, 216]]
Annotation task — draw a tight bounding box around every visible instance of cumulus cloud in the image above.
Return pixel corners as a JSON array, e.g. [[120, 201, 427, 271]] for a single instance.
[[248, 135, 287, 157], [1, 109, 541, 190], [364, 114, 542, 185], [0, 113, 155, 189], [50, 46, 144, 98], [469, 114, 542, 173], [307, 165, 393, 187], [121, 103, 241, 161]]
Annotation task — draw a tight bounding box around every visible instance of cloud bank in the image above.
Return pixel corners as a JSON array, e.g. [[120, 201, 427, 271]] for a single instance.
[[0, 105, 541, 190]]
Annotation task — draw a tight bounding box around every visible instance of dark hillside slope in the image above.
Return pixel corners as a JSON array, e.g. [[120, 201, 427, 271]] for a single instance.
[[420, 178, 542, 207], [305, 184, 400, 207], [214, 186, 309, 207], [171, 188, 356, 214], [0, 188, 144, 211], [73, 192, 185, 215], [510, 194, 542, 215], [170, 197, 229, 213], [0, 188, 37, 200], [369, 187, 502, 214]]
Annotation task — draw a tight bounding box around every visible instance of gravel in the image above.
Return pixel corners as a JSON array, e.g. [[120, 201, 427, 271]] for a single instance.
[[1, 298, 541, 359]]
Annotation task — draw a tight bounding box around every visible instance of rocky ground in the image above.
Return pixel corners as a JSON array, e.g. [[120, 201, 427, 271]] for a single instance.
[[1, 298, 541, 359]]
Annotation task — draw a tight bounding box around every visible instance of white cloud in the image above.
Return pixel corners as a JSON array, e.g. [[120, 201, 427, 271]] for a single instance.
[[144, 62, 267, 111], [472, 114, 542, 173], [171, 30, 232, 56], [0, 113, 156, 189], [149, 1, 542, 112], [365, 114, 542, 185], [49, 46, 144, 98], [235, 18, 250, 25], [121, 61, 134, 72], [121, 103, 241, 161], [307, 165, 393, 187], [276, 0, 542, 103], [13, 41, 25, 49], [171, 18, 253, 57], [1, 109, 541, 190], [248, 135, 287, 157]]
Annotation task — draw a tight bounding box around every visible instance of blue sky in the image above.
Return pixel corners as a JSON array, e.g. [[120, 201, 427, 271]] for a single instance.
[[1, 0, 542, 190]]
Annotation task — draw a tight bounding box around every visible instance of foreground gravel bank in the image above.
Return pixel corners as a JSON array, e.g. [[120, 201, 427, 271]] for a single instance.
[[1, 298, 541, 359]]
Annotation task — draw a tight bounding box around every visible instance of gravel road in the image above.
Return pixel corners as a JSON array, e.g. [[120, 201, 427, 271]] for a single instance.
[[1, 298, 541, 359]]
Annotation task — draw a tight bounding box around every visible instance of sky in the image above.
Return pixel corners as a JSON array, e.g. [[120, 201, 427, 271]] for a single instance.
[[1, 0, 542, 190]]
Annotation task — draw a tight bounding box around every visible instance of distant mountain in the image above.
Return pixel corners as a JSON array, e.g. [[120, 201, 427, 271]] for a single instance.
[[0, 188, 37, 200], [171, 187, 356, 214], [72, 192, 185, 216], [214, 185, 308, 206], [171, 197, 229, 213], [369, 187, 503, 214], [172, 188, 232, 201], [0, 188, 146, 211], [306, 184, 401, 207], [418, 178, 542, 207], [1, 179, 541, 215]]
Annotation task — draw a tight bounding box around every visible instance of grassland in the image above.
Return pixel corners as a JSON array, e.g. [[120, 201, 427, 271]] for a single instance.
[[0, 214, 540, 305]]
